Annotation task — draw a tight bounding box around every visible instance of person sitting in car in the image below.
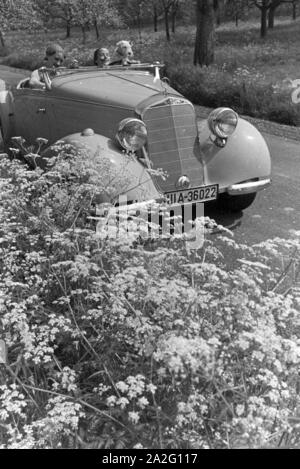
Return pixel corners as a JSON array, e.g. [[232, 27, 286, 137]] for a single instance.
[[109, 40, 140, 66], [29, 43, 65, 89], [94, 47, 110, 67]]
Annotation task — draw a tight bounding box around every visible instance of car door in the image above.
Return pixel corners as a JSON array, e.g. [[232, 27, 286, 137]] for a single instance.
[[13, 88, 54, 145], [49, 96, 132, 144]]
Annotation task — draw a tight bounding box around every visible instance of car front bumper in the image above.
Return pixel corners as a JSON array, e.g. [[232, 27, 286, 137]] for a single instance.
[[227, 178, 271, 195]]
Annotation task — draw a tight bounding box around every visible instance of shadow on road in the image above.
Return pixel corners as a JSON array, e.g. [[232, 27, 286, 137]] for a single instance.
[[205, 201, 244, 233]]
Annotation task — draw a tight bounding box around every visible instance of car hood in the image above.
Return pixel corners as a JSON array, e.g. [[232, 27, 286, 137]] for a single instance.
[[51, 69, 181, 110]]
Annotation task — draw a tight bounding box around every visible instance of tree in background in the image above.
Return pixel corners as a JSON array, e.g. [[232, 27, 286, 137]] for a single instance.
[[79, 0, 121, 42], [284, 0, 299, 20], [160, 0, 173, 40], [251, 0, 286, 36], [253, 0, 270, 37], [34, 0, 75, 38], [225, 0, 297, 33], [291, 0, 298, 19], [224, 0, 250, 26], [35, 0, 121, 42], [214, 0, 223, 25], [267, 0, 282, 28], [171, 0, 179, 33], [269, 0, 300, 25], [117, 0, 150, 40], [151, 0, 162, 31], [0, 0, 41, 47], [158, 0, 188, 40], [194, 0, 215, 66]]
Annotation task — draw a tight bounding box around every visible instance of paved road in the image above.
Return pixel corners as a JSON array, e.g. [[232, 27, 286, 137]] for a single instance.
[[0, 65, 28, 89], [0, 65, 299, 246], [206, 134, 300, 245]]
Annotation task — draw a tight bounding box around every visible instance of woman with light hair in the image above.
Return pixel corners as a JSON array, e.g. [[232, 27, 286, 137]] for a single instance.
[[93, 47, 110, 67]]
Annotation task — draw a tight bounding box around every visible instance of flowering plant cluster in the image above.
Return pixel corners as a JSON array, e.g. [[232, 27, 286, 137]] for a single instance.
[[0, 145, 300, 449]]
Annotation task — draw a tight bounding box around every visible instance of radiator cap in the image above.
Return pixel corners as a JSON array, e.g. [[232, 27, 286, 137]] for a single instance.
[[176, 175, 190, 189], [81, 128, 95, 137]]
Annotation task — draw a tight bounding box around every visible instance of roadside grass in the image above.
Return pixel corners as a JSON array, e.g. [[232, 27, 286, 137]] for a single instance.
[[1, 16, 300, 125]]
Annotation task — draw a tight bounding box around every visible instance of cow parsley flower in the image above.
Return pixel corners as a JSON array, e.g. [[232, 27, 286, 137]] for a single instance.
[[128, 411, 140, 424]]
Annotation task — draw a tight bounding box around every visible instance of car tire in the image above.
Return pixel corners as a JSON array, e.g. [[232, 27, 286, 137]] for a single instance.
[[217, 192, 257, 212]]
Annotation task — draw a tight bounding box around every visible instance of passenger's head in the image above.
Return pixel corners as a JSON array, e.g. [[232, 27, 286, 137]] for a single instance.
[[44, 43, 65, 68], [115, 41, 133, 60], [94, 47, 110, 67]]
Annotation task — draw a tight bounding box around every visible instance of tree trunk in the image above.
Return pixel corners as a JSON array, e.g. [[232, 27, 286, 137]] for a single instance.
[[137, 11, 142, 41], [153, 5, 158, 31], [268, 6, 275, 28], [171, 1, 178, 34], [164, 10, 170, 41], [235, 14, 239, 27], [94, 20, 100, 39], [172, 10, 176, 33], [81, 25, 86, 43], [292, 2, 297, 20], [0, 30, 5, 48], [66, 21, 71, 38], [194, 0, 215, 66], [213, 0, 220, 25], [260, 4, 268, 38]]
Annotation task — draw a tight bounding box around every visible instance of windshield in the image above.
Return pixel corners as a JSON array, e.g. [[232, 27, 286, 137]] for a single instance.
[[54, 62, 164, 78]]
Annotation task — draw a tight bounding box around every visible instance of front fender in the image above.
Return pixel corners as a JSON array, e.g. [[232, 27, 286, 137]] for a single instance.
[[42, 129, 161, 203], [198, 117, 271, 192]]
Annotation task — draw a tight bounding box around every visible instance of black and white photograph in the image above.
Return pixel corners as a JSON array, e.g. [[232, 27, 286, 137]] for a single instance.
[[0, 0, 299, 453]]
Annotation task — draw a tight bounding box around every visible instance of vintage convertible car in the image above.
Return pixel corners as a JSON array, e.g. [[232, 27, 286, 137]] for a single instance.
[[0, 63, 271, 216]]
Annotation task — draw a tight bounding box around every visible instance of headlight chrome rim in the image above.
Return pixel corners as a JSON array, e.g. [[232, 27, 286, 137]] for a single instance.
[[207, 107, 238, 139], [116, 118, 148, 152]]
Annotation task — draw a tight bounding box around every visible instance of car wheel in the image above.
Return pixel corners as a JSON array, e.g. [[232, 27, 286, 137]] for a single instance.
[[217, 192, 257, 212]]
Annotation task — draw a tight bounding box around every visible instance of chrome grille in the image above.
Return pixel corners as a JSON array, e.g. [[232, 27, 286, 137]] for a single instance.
[[142, 100, 204, 192]]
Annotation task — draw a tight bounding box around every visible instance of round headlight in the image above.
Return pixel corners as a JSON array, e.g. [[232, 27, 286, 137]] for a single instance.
[[207, 107, 238, 138], [116, 118, 147, 152]]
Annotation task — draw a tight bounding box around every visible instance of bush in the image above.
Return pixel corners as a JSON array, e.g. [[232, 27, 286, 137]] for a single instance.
[[0, 45, 10, 57], [165, 64, 300, 126], [0, 146, 300, 449], [1, 53, 42, 71]]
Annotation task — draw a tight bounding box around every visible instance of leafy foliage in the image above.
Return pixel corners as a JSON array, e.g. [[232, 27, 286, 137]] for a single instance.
[[34, 0, 122, 41], [165, 63, 300, 125], [0, 145, 300, 448], [0, 0, 42, 43]]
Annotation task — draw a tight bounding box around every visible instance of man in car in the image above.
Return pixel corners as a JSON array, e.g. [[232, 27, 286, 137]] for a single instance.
[[29, 43, 65, 89]]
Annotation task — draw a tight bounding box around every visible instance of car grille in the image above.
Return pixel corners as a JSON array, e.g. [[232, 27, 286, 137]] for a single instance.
[[142, 99, 204, 192]]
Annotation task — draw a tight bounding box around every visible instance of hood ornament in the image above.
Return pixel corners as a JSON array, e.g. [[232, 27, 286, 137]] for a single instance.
[[153, 63, 160, 83]]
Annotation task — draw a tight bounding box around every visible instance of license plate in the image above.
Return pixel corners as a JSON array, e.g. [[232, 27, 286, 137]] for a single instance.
[[165, 184, 218, 205]]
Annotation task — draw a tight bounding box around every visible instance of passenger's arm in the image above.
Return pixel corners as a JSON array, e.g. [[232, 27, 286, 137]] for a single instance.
[[29, 69, 45, 89]]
